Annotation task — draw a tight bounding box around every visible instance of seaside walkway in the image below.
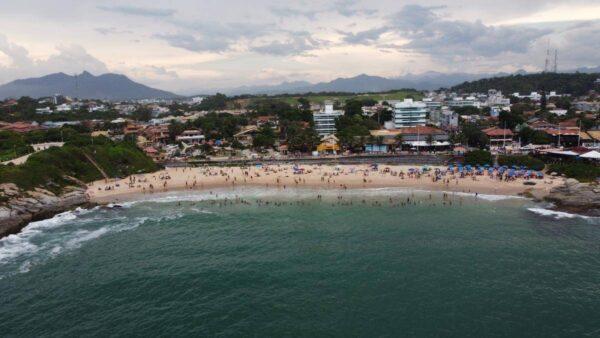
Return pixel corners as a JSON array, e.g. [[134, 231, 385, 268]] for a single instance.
[[82, 152, 109, 180], [179, 154, 453, 167], [1, 142, 64, 166]]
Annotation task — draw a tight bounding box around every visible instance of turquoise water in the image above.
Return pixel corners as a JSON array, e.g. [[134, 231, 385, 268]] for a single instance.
[[1, 188, 599, 336]]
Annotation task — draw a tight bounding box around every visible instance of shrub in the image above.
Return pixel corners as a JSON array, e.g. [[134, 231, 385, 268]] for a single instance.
[[547, 162, 600, 182], [464, 150, 492, 165], [498, 155, 545, 171]]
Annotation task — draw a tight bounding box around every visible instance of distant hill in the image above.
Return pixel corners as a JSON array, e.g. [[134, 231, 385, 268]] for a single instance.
[[451, 72, 600, 96], [220, 72, 510, 95], [0, 71, 179, 100]]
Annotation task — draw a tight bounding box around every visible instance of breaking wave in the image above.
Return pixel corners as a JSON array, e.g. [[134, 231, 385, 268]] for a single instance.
[[0, 208, 149, 279], [527, 207, 599, 224]]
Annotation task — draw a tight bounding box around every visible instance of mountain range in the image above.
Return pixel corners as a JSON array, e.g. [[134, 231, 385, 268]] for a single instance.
[[218, 72, 501, 95], [219, 67, 600, 95], [0, 71, 179, 100], [1, 66, 598, 100]]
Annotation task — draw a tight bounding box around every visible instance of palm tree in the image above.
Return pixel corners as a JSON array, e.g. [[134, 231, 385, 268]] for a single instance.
[[394, 133, 404, 152], [426, 134, 434, 146]]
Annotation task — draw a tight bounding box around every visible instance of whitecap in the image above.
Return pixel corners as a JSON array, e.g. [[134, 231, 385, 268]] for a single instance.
[[528, 207, 592, 220]]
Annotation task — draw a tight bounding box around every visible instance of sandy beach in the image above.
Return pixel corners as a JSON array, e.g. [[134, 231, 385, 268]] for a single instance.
[[87, 164, 562, 203]]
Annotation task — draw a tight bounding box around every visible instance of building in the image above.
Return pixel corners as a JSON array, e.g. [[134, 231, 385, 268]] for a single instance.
[[392, 99, 427, 128], [88, 105, 106, 112], [35, 107, 53, 114], [55, 104, 72, 112], [369, 126, 450, 150], [233, 125, 259, 146], [176, 130, 205, 144], [573, 101, 600, 112], [549, 109, 568, 116], [316, 134, 340, 154], [483, 127, 514, 146], [448, 96, 480, 108], [191, 96, 204, 104], [0, 121, 44, 133], [439, 109, 459, 130], [144, 125, 170, 144], [254, 116, 279, 128], [485, 89, 511, 108], [422, 98, 442, 113], [526, 118, 557, 131], [313, 102, 343, 137]]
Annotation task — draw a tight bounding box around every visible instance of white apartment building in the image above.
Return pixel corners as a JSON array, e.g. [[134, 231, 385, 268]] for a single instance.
[[55, 104, 72, 112], [485, 89, 511, 108], [313, 102, 343, 137], [393, 99, 427, 128], [88, 105, 106, 112], [448, 96, 480, 108], [35, 107, 53, 114]]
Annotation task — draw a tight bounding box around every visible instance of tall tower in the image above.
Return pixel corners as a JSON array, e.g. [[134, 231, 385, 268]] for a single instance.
[[553, 49, 558, 73]]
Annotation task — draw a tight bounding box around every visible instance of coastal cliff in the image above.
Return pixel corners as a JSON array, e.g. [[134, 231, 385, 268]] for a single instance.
[[0, 183, 89, 238], [545, 179, 600, 216]]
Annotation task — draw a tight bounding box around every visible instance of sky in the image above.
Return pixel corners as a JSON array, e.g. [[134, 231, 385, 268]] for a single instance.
[[0, 0, 599, 94]]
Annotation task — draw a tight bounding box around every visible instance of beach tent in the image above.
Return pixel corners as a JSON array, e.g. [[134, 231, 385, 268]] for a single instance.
[[580, 150, 600, 160]]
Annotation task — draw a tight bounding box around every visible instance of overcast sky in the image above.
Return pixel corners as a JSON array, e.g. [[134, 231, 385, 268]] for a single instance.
[[0, 0, 599, 94]]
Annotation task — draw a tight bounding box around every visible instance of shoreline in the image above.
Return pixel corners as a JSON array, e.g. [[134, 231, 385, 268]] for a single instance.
[[87, 164, 561, 204]]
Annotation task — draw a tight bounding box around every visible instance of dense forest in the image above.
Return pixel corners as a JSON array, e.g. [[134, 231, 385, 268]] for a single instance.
[[451, 73, 600, 96]]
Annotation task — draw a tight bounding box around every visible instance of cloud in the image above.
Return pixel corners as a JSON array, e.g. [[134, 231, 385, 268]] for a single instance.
[[0, 35, 108, 84], [0, 34, 33, 69], [333, 0, 377, 17], [251, 33, 324, 56], [97, 5, 175, 18], [94, 27, 132, 35], [154, 33, 231, 53], [341, 5, 551, 58], [341, 27, 389, 44], [270, 1, 377, 20], [154, 21, 277, 53], [270, 7, 321, 20]]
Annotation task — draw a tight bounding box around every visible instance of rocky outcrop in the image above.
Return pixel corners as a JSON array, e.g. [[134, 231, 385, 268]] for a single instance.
[[545, 179, 600, 216], [0, 184, 89, 238]]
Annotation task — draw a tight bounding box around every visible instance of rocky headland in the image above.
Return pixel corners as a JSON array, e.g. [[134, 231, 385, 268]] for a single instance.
[[0, 183, 90, 238], [544, 178, 600, 216]]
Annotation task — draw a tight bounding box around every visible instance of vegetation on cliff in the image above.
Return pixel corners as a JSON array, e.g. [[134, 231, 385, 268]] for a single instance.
[[0, 135, 158, 193]]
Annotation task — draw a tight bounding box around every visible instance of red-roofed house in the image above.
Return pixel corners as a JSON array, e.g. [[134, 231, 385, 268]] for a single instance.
[[483, 127, 514, 146]]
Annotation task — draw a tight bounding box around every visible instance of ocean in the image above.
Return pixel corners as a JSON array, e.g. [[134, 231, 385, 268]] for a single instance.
[[1, 188, 599, 336]]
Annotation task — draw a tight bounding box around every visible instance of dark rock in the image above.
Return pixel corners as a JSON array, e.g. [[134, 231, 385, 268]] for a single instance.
[[0, 185, 89, 238]]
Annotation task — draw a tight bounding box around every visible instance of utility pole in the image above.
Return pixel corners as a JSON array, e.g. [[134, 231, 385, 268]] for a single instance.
[[577, 119, 581, 147]]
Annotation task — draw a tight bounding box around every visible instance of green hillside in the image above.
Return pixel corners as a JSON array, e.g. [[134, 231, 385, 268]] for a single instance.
[[452, 73, 599, 96], [0, 136, 158, 193]]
